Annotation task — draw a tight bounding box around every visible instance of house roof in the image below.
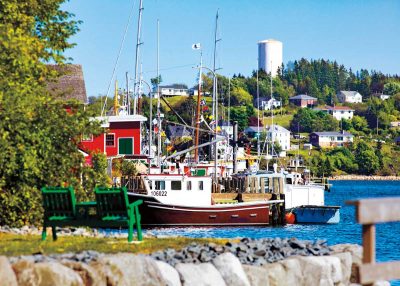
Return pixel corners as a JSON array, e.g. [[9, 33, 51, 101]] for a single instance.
[[315, 105, 354, 111], [311, 131, 353, 137], [244, 126, 263, 133], [167, 125, 192, 138], [338, 91, 361, 97], [160, 84, 188, 90], [289, 94, 317, 100], [47, 64, 87, 103], [267, 124, 290, 133]]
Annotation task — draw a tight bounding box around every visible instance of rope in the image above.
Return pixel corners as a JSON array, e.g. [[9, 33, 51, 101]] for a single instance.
[[101, 0, 137, 116]]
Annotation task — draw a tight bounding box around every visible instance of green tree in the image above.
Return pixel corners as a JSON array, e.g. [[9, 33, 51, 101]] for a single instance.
[[0, 0, 103, 226], [354, 141, 380, 175], [383, 82, 400, 96]]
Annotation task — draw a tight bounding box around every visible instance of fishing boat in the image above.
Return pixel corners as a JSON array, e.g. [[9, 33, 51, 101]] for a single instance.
[[127, 172, 285, 227], [248, 169, 340, 224], [284, 172, 340, 224]]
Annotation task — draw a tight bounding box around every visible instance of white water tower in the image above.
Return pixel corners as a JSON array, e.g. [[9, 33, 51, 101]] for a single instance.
[[258, 39, 283, 77]]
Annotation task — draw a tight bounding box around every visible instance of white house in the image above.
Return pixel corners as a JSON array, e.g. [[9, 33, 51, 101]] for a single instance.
[[372, 93, 391, 101], [153, 84, 189, 97], [309, 131, 354, 148], [337, 91, 362, 103], [266, 124, 291, 151], [255, 97, 281, 110], [314, 105, 354, 121]]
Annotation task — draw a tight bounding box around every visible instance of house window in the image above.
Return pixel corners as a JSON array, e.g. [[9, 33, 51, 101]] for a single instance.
[[171, 181, 182, 191], [155, 181, 165, 190], [106, 134, 115, 146], [118, 138, 133, 155], [337, 136, 343, 141], [198, 181, 204, 191], [330, 136, 335, 141], [187, 181, 192, 191]]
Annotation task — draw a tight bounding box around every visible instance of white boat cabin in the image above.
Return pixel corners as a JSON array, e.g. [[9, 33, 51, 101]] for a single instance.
[[142, 174, 212, 207]]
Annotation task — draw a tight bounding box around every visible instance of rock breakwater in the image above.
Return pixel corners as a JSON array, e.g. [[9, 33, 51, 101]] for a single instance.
[[151, 237, 331, 266], [1, 238, 386, 286]]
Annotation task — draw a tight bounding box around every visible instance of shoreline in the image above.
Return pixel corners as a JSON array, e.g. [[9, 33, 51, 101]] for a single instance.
[[329, 175, 400, 181]]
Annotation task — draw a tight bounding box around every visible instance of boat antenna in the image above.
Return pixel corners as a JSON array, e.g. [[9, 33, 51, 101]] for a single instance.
[[133, 0, 144, 115]]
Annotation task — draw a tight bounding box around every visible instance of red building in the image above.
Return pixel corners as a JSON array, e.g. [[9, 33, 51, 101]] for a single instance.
[[80, 115, 147, 158], [289, 94, 318, 108]]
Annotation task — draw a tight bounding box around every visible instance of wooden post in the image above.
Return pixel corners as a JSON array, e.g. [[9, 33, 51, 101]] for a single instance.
[[362, 224, 376, 264]]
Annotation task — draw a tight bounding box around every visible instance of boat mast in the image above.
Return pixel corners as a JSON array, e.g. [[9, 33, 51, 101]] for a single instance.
[[133, 0, 144, 115], [257, 63, 260, 158], [194, 50, 203, 163], [270, 61, 273, 156], [156, 19, 162, 167], [213, 10, 221, 180], [114, 80, 119, 115]]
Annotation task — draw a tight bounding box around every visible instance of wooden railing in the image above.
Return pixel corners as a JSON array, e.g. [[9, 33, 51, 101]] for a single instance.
[[347, 197, 400, 285]]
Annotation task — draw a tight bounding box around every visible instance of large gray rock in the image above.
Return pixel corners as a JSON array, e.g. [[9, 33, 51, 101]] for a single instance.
[[62, 260, 105, 286], [279, 257, 304, 286], [331, 244, 362, 283], [91, 253, 166, 286], [175, 262, 226, 286], [242, 265, 270, 286], [0, 256, 18, 286], [262, 262, 287, 286], [331, 252, 352, 285], [297, 256, 343, 286], [15, 261, 83, 286], [155, 260, 181, 286], [212, 252, 250, 286]]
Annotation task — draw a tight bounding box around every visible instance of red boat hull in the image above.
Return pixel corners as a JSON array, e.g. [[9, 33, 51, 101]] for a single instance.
[[129, 194, 273, 226]]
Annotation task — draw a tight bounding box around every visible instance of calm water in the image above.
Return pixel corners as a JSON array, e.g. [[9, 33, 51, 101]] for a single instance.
[[142, 180, 400, 284]]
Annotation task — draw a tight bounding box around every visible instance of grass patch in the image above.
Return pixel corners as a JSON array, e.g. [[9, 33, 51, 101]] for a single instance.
[[263, 114, 293, 129], [0, 233, 229, 257]]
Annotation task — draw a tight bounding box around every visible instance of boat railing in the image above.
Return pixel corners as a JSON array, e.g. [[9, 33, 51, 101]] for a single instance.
[[347, 197, 400, 285], [120, 176, 147, 194]]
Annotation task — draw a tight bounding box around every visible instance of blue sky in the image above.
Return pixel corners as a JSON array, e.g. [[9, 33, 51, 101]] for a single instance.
[[63, 0, 400, 98]]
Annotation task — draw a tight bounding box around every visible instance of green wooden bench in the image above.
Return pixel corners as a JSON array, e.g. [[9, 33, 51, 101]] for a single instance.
[[41, 186, 143, 242]]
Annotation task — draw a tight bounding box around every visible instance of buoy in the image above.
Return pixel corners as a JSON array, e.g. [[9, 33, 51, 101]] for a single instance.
[[285, 212, 296, 224]]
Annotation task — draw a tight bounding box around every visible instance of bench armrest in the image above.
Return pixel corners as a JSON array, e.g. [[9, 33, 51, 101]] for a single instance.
[[129, 200, 143, 208]]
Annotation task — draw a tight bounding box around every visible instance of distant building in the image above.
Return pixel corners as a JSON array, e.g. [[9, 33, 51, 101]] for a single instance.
[[337, 91, 362, 103], [219, 120, 233, 139], [255, 97, 281, 110], [166, 125, 192, 141], [371, 92, 391, 101], [266, 124, 291, 151], [289, 94, 318, 108], [244, 126, 263, 138], [258, 39, 283, 77], [314, 105, 354, 121], [309, 131, 354, 148], [47, 64, 87, 103], [390, 122, 400, 128], [154, 84, 189, 97]]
